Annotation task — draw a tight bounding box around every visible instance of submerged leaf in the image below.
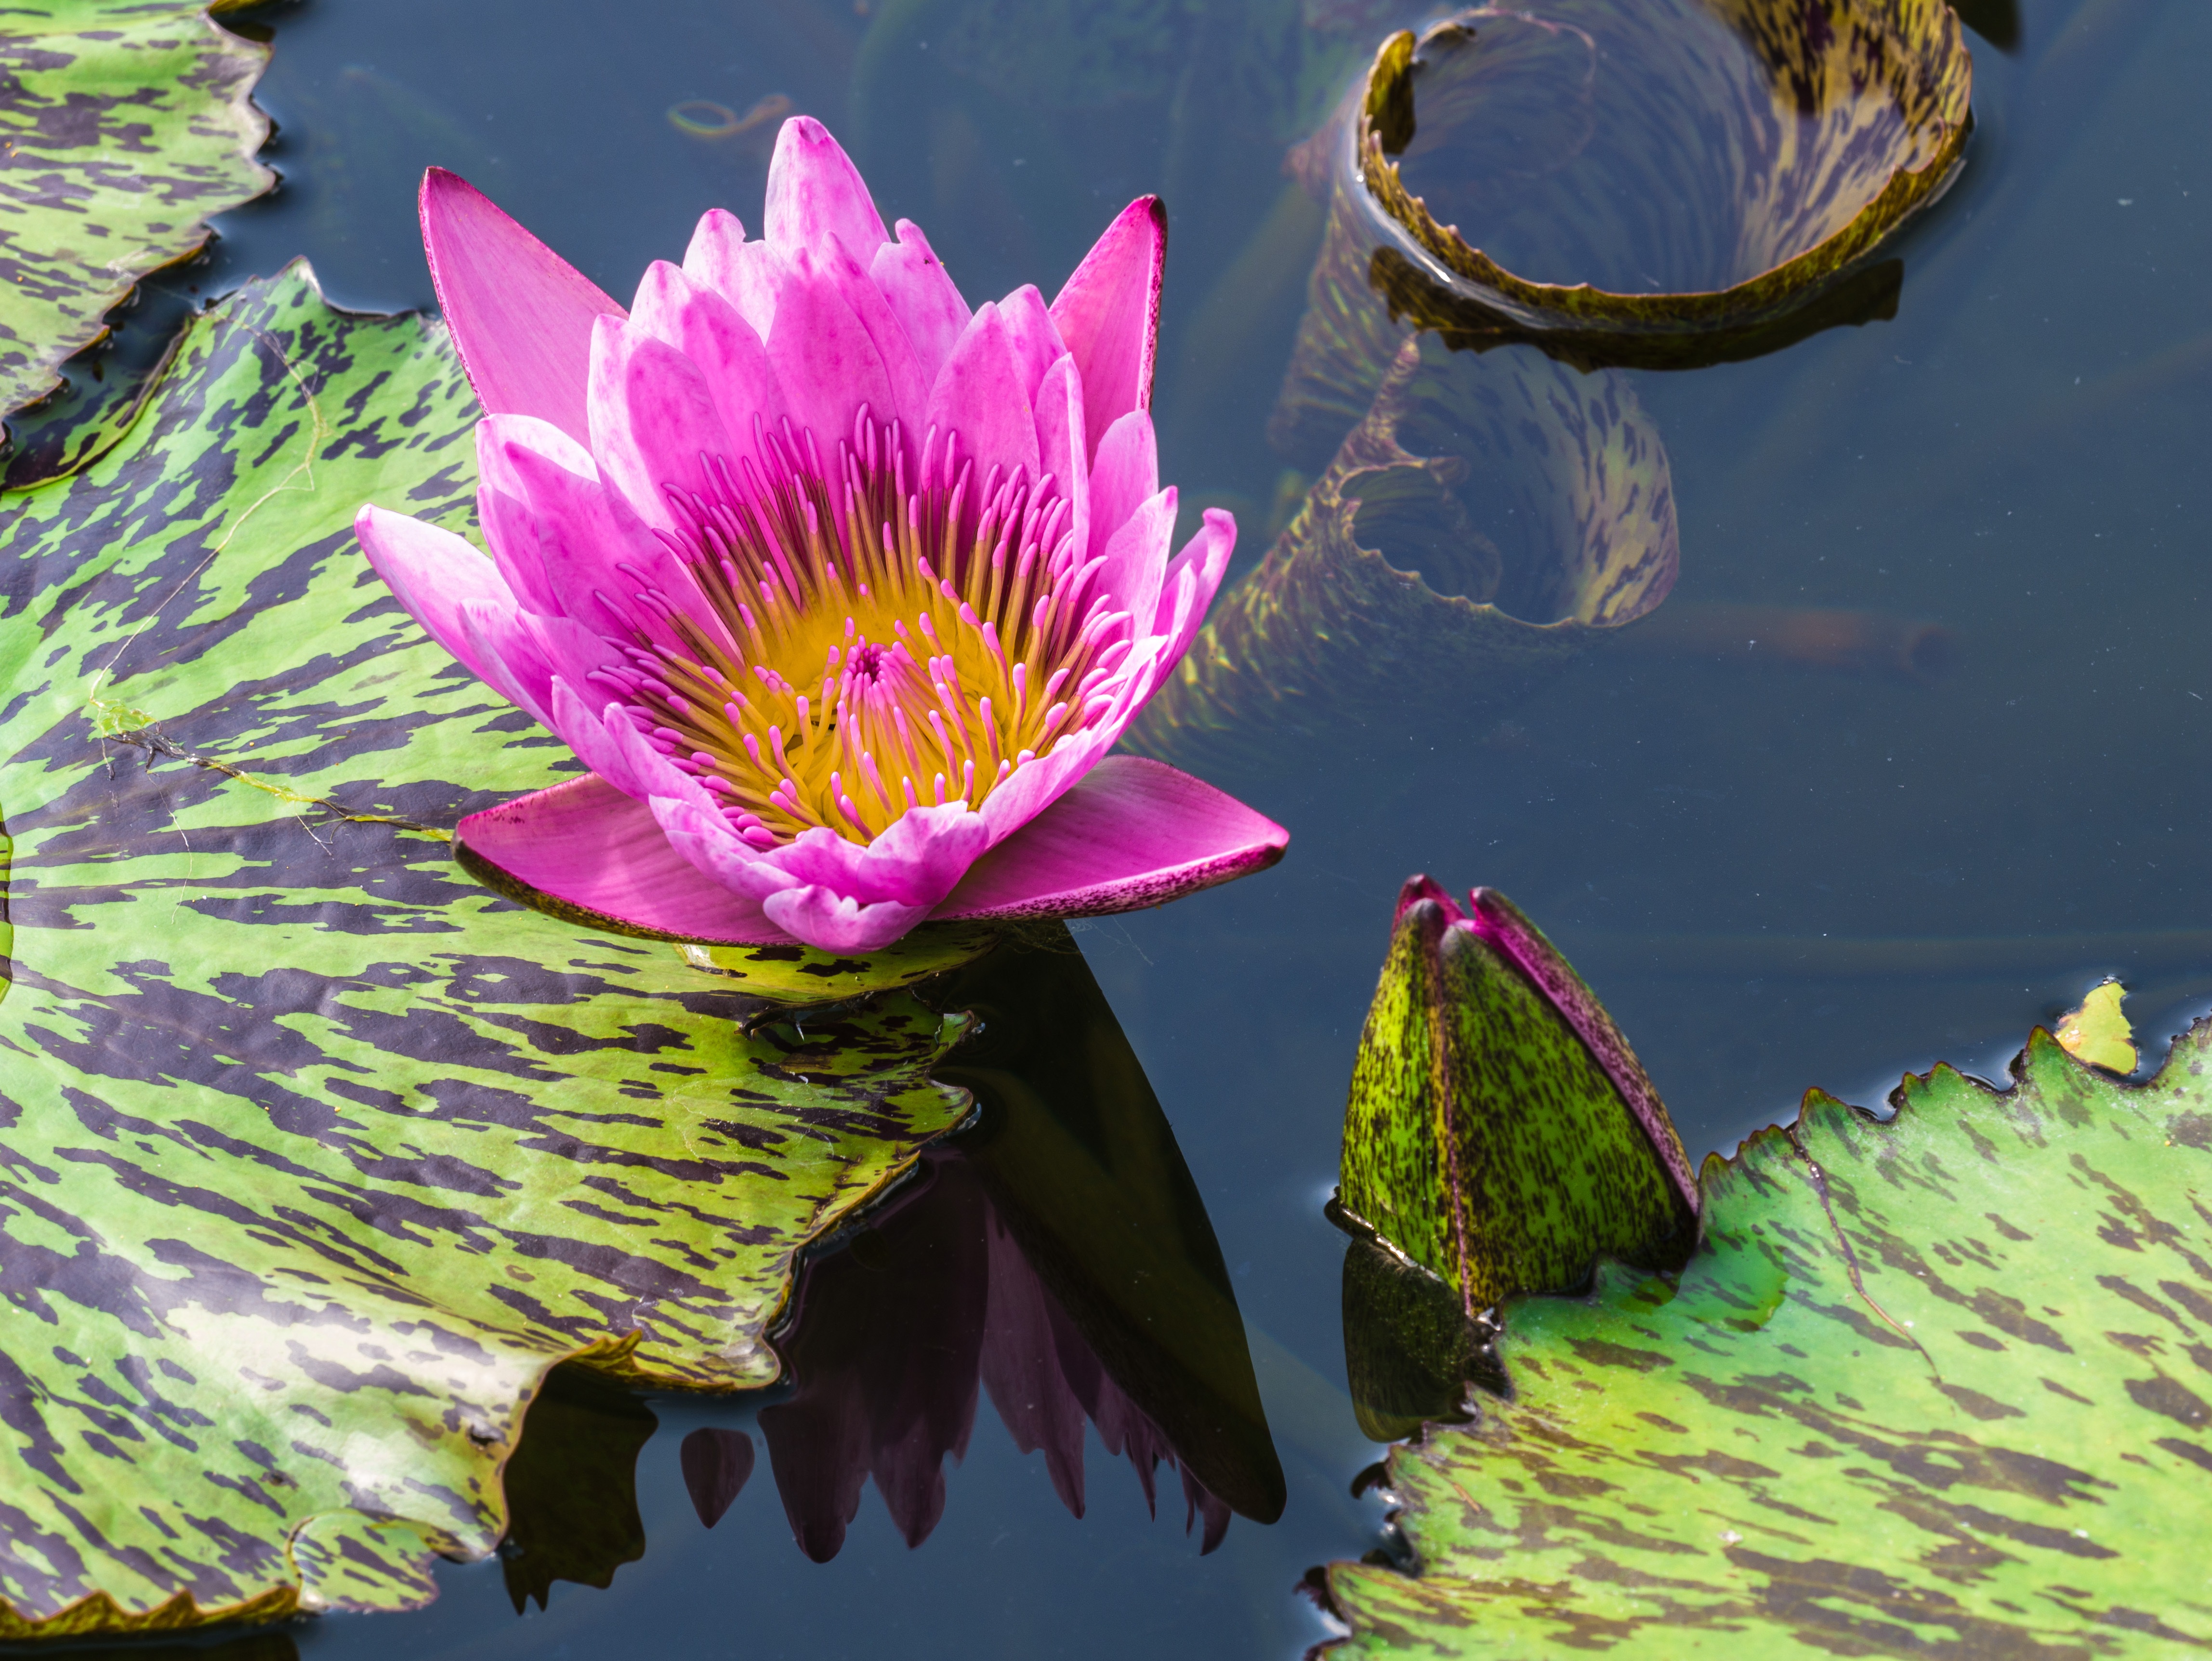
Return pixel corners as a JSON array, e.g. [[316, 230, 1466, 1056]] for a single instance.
[[0, 0, 273, 423], [1127, 333, 1675, 770], [1327, 1022, 2212, 1656], [0, 269, 975, 1632]]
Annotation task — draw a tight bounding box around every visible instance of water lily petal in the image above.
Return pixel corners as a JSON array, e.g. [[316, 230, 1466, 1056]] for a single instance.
[[791, 805, 991, 904], [869, 221, 970, 386], [519, 611, 627, 716], [628, 260, 788, 467], [546, 678, 721, 815], [765, 116, 890, 261], [805, 232, 929, 429], [1094, 486, 1175, 635], [651, 801, 983, 951], [925, 302, 1040, 488], [683, 208, 780, 339], [1152, 507, 1237, 673], [456, 597, 555, 726], [937, 755, 1286, 922], [419, 168, 626, 445], [454, 774, 788, 944], [763, 887, 934, 953], [586, 314, 737, 537], [1048, 195, 1164, 461], [1085, 409, 1159, 562], [1033, 355, 1088, 565], [998, 285, 1068, 403], [764, 247, 897, 455], [475, 413, 695, 648], [355, 504, 520, 691]]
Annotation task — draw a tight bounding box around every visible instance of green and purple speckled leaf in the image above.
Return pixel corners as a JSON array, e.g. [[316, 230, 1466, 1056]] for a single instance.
[[0, 268, 974, 1635], [1327, 1022, 2212, 1657], [0, 0, 274, 423]]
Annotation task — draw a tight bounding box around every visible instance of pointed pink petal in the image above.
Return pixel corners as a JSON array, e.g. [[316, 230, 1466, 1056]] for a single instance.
[[1034, 355, 1088, 561], [683, 209, 780, 337], [587, 315, 737, 536], [629, 261, 788, 466], [546, 680, 723, 822], [521, 614, 625, 716], [1086, 408, 1159, 563], [1048, 196, 1164, 461], [925, 303, 1041, 488], [419, 168, 625, 444], [474, 414, 692, 648], [456, 598, 554, 725], [764, 116, 890, 259], [454, 774, 789, 945], [1152, 507, 1236, 673], [1094, 486, 1174, 638], [870, 221, 970, 386], [806, 234, 930, 428], [355, 505, 520, 691], [765, 250, 897, 453], [755, 806, 991, 908], [935, 755, 1285, 922], [998, 285, 1068, 403]]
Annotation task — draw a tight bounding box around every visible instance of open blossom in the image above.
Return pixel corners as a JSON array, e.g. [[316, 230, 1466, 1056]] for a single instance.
[[356, 118, 1284, 951]]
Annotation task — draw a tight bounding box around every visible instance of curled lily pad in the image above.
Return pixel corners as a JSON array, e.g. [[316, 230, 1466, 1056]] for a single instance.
[[1325, 1020, 2212, 1656], [0, 268, 979, 1632], [1128, 333, 1675, 770], [0, 0, 272, 424], [1310, 0, 1969, 374]]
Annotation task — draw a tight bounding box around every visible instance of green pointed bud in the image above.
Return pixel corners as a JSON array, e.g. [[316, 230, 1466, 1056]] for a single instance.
[[1339, 876, 1700, 1315]]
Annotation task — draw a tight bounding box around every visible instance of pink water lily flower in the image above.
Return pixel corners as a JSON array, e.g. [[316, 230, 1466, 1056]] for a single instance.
[[356, 118, 1285, 952]]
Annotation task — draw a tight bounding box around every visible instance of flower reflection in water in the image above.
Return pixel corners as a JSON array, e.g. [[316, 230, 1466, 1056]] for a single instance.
[[757, 1154, 1230, 1560], [737, 928, 1280, 1560]]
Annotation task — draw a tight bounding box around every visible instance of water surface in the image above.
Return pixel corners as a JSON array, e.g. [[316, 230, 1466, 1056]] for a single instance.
[[107, 0, 2212, 1652]]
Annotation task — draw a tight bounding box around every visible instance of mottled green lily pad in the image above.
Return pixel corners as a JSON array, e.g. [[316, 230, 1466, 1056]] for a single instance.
[[1325, 1021, 2212, 1656], [0, 0, 272, 425], [0, 268, 976, 1633], [1349, 0, 1972, 369]]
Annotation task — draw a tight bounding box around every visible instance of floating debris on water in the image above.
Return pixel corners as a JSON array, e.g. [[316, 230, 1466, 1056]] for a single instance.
[[668, 93, 791, 143]]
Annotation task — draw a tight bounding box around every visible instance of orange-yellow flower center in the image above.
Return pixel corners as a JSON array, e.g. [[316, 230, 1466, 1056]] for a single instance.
[[596, 416, 1125, 849]]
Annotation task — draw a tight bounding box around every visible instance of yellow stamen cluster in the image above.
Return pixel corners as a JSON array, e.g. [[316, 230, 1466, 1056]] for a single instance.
[[590, 416, 1132, 848]]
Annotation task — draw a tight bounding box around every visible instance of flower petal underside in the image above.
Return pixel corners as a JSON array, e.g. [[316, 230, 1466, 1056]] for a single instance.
[[455, 755, 1285, 946]]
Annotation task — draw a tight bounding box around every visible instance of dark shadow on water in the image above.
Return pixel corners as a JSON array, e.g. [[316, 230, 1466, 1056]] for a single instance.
[[0, 1632, 298, 1661], [498, 1366, 656, 1612], [752, 929, 1287, 1561]]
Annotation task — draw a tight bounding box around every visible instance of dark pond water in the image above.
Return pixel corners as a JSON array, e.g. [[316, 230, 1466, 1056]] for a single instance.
[[58, 0, 2211, 1652]]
